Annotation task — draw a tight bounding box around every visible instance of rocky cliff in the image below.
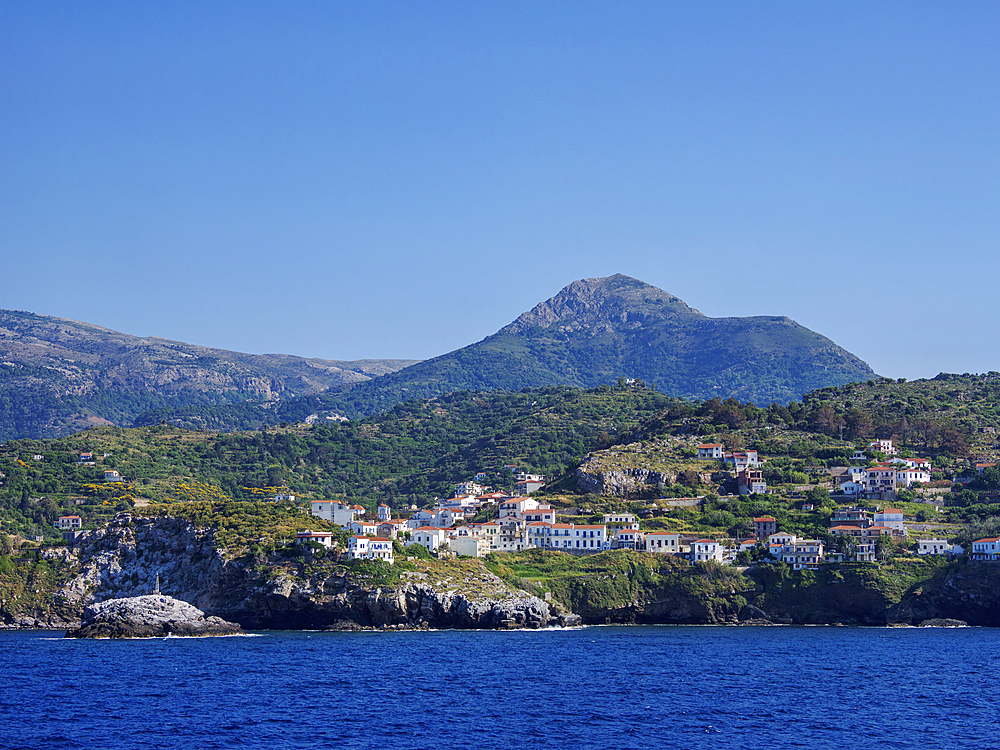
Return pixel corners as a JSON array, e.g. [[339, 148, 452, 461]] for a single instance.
[[4, 514, 553, 631]]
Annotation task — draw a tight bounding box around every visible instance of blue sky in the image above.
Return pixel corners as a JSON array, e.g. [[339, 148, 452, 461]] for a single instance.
[[2, 2, 997, 381]]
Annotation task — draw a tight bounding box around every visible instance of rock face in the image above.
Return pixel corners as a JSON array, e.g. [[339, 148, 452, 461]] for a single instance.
[[47, 514, 553, 631], [65, 595, 243, 639]]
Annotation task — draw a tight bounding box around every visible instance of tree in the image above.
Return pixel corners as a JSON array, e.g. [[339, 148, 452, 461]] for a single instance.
[[875, 534, 895, 563]]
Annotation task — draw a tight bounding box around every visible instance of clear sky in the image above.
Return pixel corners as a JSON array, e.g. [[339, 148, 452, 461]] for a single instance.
[[2, 2, 997, 381]]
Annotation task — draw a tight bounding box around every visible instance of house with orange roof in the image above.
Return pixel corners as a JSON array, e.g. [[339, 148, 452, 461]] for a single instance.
[[526, 522, 607, 552], [753, 516, 777, 538], [971, 537, 1000, 562], [347, 520, 380, 537], [378, 504, 391, 522], [612, 528, 644, 550], [697, 443, 724, 460], [408, 527, 450, 554]]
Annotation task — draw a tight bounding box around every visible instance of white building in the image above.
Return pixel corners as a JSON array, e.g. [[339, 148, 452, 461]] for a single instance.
[[296, 530, 334, 548], [56, 515, 82, 530], [408, 527, 450, 554], [971, 537, 1000, 562], [917, 539, 953, 556], [347, 536, 394, 564], [448, 536, 489, 558], [691, 539, 723, 563], [779, 539, 824, 569], [602, 513, 639, 529], [347, 520, 380, 537], [644, 531, 681, 555], [498, 497, 549, 518], [870, 439, 897, 455], [895, 468, 931, 487], [612, 528, 643, 550], [526, 522, 606, 551], [103, 470, 121, 482], [697, 443, 725, 460], [873, 508, 906, 534]]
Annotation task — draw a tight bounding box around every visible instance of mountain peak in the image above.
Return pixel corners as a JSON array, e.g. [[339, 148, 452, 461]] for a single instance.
[[500, 275, 703, 336]]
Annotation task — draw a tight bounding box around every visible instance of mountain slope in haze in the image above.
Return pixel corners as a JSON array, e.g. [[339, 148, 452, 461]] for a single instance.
[[319, 274, 877, 416], [0, 310, 417, 440]]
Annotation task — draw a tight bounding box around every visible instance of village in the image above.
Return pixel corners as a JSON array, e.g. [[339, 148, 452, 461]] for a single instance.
[[284, 441, 1000, 569]]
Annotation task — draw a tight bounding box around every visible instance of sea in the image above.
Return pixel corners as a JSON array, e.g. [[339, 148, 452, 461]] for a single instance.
[[1, 625, 997, 750]]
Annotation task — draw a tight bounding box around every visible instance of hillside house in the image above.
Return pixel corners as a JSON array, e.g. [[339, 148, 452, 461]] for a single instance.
[[408, 527, 450, 554], [865, 466, 897, 496], [831, 507, 870, 528], [103, 470, 121, 482], [691, 539, 723, 563], [347, 536, 394, 564], [754, 517, 777, 538], [602, 513, 639, 529], [56, 515, 82, 531], [448, 536, 489, 557], [377, 519, 407, 539], [917, 539, 954, 556], [725, 451, 760, 470], [378, 504, 391, 522], [645, 531, 681, 555], [869, 439, 897, 455], [697, 443, 724, 460], [971, 538, 1000, 562], [612, 528, 643, 550], [738, 469, 766, 495], [347, 520, 380, 537], [779, 539, 824, 570], [296, 530, 334, 548], [873, 508, 906, 535]]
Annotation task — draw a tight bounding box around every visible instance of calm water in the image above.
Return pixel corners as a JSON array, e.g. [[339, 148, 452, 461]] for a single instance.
[[1, 626, 998, 750]]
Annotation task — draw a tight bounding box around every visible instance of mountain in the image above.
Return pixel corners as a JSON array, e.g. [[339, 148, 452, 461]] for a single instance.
[[0, 309, 417, 440], [318, 274, 878, 416], [0, 275, 877, 438]]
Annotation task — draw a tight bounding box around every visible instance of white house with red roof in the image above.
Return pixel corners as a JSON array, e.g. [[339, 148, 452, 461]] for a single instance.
[[408, 527, 450, 554], [498, 496, 549, 518], [873, 508, 906, 535], [971, 538, 1000, 562], [697, 443, 724, 460], [347, 536, 394, 564], [612, 528, 644, 550], [378, 504, 391, 522], [347, 520, 380, 537], [526, 522, 606, 552]]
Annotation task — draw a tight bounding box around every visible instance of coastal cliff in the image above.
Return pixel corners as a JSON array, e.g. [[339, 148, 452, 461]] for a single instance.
[[4, 514, 1000, 630], [1, 514, 553, 631]]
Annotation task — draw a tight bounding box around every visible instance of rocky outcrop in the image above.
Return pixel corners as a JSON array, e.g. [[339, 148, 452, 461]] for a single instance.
[[66, 595, 243, 638], [576, 465, 678, 496]]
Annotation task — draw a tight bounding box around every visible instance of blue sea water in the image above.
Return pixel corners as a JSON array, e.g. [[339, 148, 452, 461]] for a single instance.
[[1, 626, 998, 750]]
